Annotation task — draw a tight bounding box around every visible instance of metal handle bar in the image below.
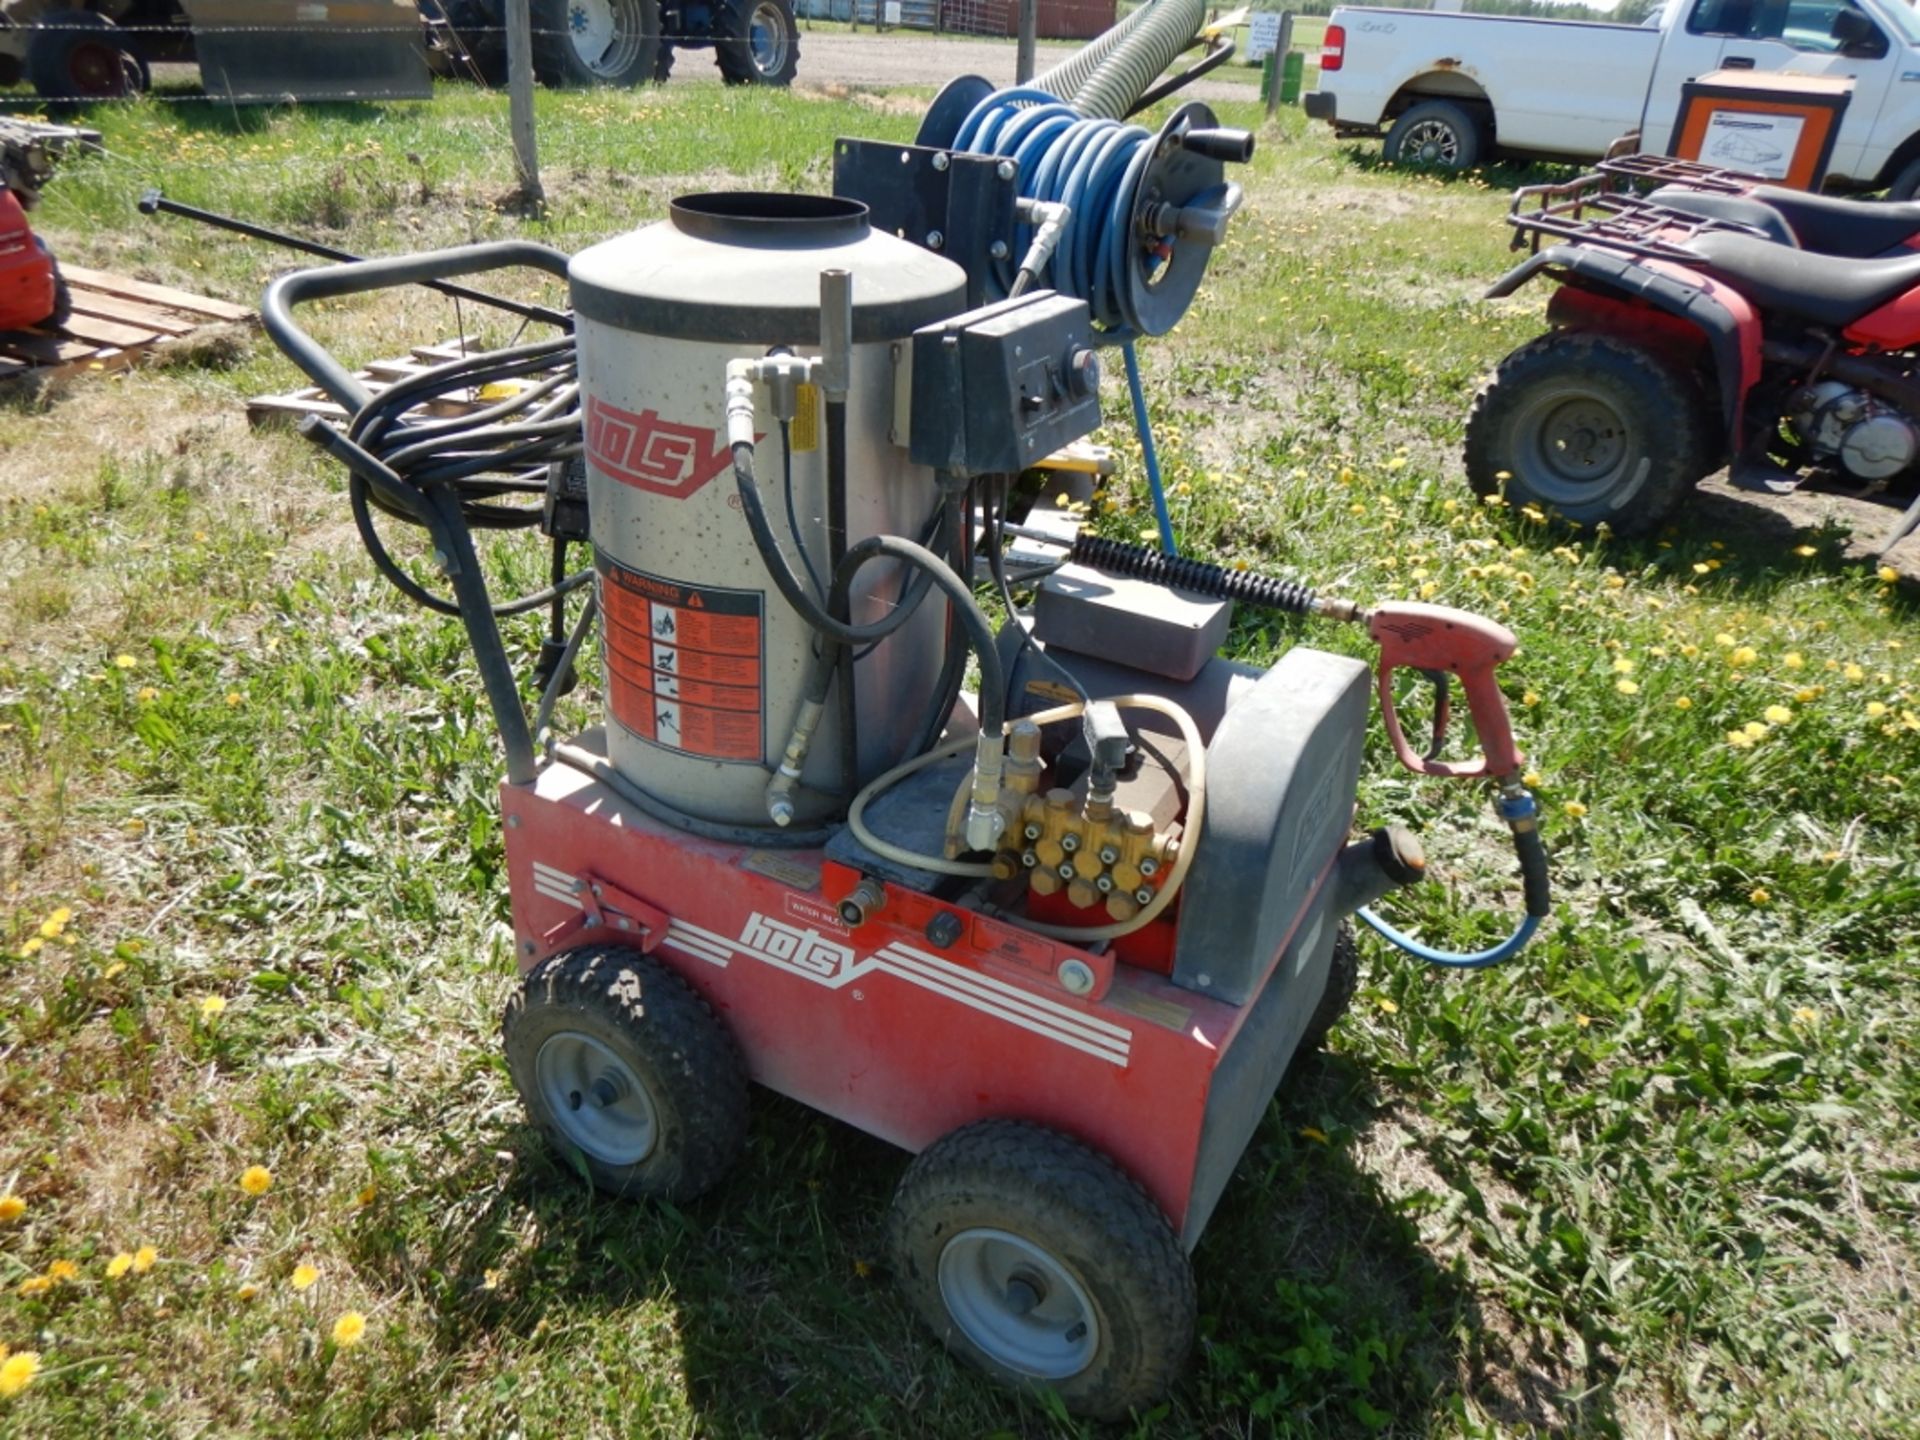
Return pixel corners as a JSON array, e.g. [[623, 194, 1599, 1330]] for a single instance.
[[261, 241, 573, 412]]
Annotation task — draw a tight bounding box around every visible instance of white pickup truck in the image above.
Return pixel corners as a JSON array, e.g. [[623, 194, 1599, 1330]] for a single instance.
[[1303, 0, 1920, 194]]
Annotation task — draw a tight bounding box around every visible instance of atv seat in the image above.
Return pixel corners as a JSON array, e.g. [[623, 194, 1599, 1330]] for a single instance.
[[1652, 184, 1920, 258], [1683, 232, 1920, 328]]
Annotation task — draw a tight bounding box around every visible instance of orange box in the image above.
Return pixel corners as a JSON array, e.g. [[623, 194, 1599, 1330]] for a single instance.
[[1670, 69, 1852, 191]]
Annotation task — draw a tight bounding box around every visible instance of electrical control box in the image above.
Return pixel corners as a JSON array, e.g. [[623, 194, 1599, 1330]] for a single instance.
[[909, 291, 1102, 477]]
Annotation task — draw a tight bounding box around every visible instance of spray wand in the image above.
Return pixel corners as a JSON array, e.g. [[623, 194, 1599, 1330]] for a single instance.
[[1007, 530, 1550, 966]]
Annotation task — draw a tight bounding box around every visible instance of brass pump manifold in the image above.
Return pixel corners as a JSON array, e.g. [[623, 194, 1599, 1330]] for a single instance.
[[947, 719, 1179, 923]]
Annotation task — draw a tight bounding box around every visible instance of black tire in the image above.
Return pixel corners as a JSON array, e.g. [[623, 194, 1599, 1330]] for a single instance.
[[1887, 155, 1920, 202], [1463, 330, 1711, 536], [886, 1120, 1196, 1421], [502, 944, 746, 1201], [712, 0, 798, 86], [27, 10, 144, 100], [531, 0, 662, 87], [1297, 922, 1358, 1059], [46, 247, 71, 329], [1383, 98, 1482, 170]]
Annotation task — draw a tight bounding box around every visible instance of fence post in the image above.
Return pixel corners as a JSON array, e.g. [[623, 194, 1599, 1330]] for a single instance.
[[506, 0, 544, 210], [1265, 11, 1293, 117], [1016, 0, 1037, 83]]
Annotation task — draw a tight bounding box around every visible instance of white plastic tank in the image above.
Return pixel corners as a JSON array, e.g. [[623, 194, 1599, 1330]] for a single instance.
[[569, 193, 969, 826]]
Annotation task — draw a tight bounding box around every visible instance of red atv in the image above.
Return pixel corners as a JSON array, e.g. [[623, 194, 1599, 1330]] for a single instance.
[[1602, 154, 1920, 259], [0, 184, 58, 332], [1465, 168, 1920, 554]]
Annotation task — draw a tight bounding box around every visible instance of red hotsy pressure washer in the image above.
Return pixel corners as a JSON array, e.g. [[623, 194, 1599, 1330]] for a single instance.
[[0, 185, 57, 332], [257, 50, 1548, 1417]]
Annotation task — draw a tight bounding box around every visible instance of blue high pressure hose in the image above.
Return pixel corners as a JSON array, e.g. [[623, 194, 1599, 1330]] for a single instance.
[[954, 88, 1181, 555], [953, 89, 1535, 968]]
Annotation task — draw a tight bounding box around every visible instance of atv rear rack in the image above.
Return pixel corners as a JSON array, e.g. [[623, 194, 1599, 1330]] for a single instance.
[[1594, 153, 1768, 195], [1507, 171, 1773, 265]]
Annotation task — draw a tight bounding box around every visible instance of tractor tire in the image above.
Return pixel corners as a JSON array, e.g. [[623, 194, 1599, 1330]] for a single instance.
[[1383, 98, 1482, 171], [712, 0, 798, 86], [886, 1120, 1196, 1421], [502, 944, 746, 1201], [532, 0, 662, 87], [652, 41, 673, 82], [27, 10, 145, 100], [1464, 330, 1711, 536]]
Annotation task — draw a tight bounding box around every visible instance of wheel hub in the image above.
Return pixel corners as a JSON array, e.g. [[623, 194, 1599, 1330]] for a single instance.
[[937, 1228, 1100, 1380], [1406, 120, 1457, 165], [534, 1031, 658, 1165]]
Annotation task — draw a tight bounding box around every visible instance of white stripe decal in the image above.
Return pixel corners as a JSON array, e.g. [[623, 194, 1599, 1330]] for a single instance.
[[520, 871, 1129, 1064]]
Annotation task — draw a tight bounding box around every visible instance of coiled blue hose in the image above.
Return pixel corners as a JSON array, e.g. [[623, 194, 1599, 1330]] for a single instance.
[[954, 88, 1180, 552]]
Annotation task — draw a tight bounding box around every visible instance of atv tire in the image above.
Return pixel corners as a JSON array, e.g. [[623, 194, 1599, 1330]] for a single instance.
[[28, 10, 145, 100], [713, 0, 798, 86], [1464, 330, 1712, 536], [532, 0, 662, 87]]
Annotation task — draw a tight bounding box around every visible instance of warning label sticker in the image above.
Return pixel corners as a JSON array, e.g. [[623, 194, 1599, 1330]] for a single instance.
[[599, 556, 765, 763]]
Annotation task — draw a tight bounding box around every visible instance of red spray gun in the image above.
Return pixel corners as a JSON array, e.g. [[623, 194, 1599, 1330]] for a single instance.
[[1051, 537, 1550, 965]]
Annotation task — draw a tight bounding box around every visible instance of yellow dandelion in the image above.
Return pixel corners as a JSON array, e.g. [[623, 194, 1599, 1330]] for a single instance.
[[1750, 887, 1771, 905], [1726, 730, 1756, 750], [38, 907, 71, 939], [1868, 701, 1889, 718], [1877, 565, 1900, 583], [131, 1246, 157, 1275], [1376, 997, 1400, 1014], [199, 995, 227, 1020], [239, 1165, 273, 1196], [1575, 1014, 1592, 1028], [481, 1268, 503, 1291], [1674, 696, 1694, 711], [354, 1184, 377, 1208], [1523, 691, 1541, 707], [1793, 544, 1818, 558], [852, 1258, 874, 1278], [1844, 663, 1865, 681], [46, 1260, 78, 1284], [136, 686, 158, 703], [0, 1195, 23, 1224], [1729, 646, 1758, 668], [15, 938, 41, 958], [1603, 574, 1626, 590], [1522, 769, 1543, 787], [1562, 801, 1589, 818], [1793, 1006, 1818, 1023], [1612, 657, 1635, 674], [17, 1276, 51, 1297], [1298, 1126, 1330, 1144], [291, 1264, 319, 1291], [105, 1252, 133, 1279], [0, 1350, 40, 1398], [1743, 721, 1771, 739], [112, 653, 136, 670], [1764, 705, 1793, 725], [1715, 632, 1736, 648], [224, 692, 243, 708], [1783, 652, 1804, 670], [236, 1282, 260, 1301], [330, 1311, 367, 1348], [1616, 679, 1641, 696]]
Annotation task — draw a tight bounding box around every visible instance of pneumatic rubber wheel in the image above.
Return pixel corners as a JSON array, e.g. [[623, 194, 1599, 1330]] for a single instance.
[[713, 0, 798, 86], [27, 11, 146, 100], [1298, 922, 1359, 1059], [886, 1120, 1197, 1421], [532, 0, 662, 87], [1887, 156, 1920, 202], [1464, 331, 1711, 536], [1383, 99, 1482, 170], [503, 944, 747, 1200]]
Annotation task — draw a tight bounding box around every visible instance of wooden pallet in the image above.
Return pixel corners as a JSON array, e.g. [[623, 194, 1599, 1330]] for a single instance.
[[246, 338, 567, 429], [0, 265, 251, 385]]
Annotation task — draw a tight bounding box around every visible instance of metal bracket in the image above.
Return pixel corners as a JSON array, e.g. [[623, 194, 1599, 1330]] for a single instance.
[[831, 138, 1020, 311], [539, 870, 671, 953]]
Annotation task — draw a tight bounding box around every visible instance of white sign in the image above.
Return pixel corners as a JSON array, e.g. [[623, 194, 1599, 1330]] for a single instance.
[[1699, 109, 1803, 180], [1247, 11, 1283, 63], [884, 0, 901, 21]]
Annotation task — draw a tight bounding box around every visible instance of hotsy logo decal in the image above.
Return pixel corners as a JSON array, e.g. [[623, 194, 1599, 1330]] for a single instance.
[[586, 394, 742, 499]]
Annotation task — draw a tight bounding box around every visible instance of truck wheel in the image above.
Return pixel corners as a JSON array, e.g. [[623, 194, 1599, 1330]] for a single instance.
[[502, 944, 747, 1200], [1298, 922, 1359, 1058], [1888, 156, 1920, 202], [886, 1120, 1196, 1421], [532, 0, 662, 87], [1464, 331, 1709, 536], [713, 0, 798, 86], [1383, 99, 1481, 170], [27, 10, 145, 100]]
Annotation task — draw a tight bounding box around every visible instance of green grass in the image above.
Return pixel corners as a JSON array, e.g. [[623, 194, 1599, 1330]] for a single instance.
[[2, 68, 1918, 1440]]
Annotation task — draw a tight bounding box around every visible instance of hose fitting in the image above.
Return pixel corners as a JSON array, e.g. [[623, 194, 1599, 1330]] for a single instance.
[[963, 729, 1010, 852], [765, 697, 827, 826]]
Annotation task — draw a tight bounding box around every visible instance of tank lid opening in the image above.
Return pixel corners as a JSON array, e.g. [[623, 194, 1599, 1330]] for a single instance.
[[671, 192, 870, 246]]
